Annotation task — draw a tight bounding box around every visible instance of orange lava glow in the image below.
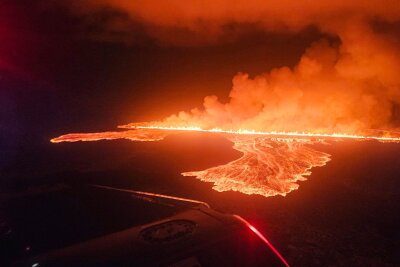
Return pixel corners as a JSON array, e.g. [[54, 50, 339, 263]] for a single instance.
[[50, 129, 168, 143], [120, 124, 400, 142], [51, 124, 399, 197], [182, 135, 330, 197]]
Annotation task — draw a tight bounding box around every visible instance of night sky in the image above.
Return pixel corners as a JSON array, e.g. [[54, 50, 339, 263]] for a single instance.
[[1, 1, 400, 266], [0, 1, 330, 172]]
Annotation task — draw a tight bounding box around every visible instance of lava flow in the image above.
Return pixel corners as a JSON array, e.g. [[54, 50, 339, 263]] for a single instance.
[[182, 135, 330, 197], [50, 129, 168, 143], [51, 125, 399, 197]]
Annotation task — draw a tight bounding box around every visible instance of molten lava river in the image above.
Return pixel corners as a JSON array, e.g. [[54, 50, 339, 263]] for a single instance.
[[51, 126, 399, 197]]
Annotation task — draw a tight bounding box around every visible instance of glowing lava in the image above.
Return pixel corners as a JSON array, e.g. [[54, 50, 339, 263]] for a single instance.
[[182, 136, 330, 197], [50, 129, 168, 143], [51, 124, 399, 197], [119, 124, 400, 142]]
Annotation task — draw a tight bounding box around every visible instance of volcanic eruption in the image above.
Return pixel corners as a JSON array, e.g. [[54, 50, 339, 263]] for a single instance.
[[52, 1, 400, 197]]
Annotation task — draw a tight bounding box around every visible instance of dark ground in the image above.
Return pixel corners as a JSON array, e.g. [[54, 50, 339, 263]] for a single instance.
[[1, 131, 399, 266]]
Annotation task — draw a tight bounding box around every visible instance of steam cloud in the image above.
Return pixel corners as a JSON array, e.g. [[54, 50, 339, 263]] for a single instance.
[[65, 1, 400, 133]]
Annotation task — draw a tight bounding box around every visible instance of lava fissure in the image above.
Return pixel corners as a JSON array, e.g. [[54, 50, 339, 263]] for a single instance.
[[51, 124, 400, 197], [51, 127, 336, 197], [120, 124, 400, 142]]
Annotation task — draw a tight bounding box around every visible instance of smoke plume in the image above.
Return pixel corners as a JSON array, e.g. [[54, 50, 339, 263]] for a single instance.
[[64, 0, 400, 133]]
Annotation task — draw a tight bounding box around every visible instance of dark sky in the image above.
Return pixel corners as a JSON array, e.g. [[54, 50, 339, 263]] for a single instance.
[[0, 0, 328, 170]]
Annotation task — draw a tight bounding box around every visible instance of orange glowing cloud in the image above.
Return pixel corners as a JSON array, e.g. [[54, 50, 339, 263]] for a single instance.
[[57, 1, 400, 133], [63, 1, 400, 44], [133, 34, 400, 134]]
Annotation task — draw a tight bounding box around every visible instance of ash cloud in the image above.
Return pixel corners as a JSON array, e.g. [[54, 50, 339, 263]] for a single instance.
[[63, 0, 400, 133]]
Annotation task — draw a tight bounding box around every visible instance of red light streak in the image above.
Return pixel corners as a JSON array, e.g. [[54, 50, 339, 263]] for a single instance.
[[234, 215, 290, 267]]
